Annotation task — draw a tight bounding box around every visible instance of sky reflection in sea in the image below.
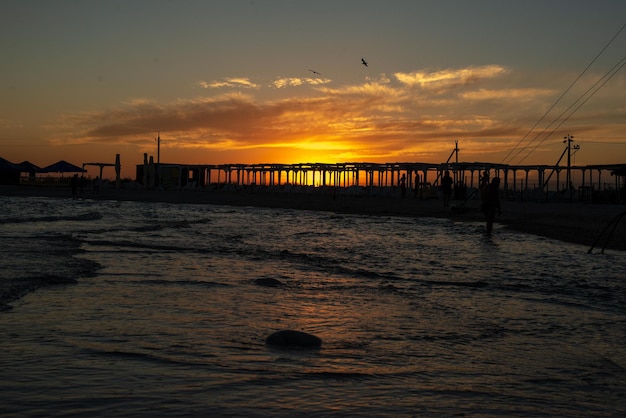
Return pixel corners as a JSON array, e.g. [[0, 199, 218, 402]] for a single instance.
[[0, 196, 624, 417]]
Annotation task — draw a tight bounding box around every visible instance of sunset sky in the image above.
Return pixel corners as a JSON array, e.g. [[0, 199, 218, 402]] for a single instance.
[[1, 0, 625, 179]]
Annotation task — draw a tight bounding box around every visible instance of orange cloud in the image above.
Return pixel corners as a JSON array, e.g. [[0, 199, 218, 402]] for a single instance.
[[0, 118, 23, 129], [44, 64, 625, 169], [197, 77, 259, 89], [271, 77, 331, 88], [394, 65, 509, 90], [461, 88, 555, 101]]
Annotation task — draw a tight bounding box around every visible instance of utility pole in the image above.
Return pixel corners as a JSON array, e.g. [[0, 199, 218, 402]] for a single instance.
[[563, 134, 582, 200], [156, 131, 161, 187], [564, 134, 574, 191], [156, 131, 161, 165], [454, 140, 459, 187], [444, 140, 460, 185]]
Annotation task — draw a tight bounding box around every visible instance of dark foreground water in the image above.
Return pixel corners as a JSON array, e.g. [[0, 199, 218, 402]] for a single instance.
[[1, 195, 625, 417]]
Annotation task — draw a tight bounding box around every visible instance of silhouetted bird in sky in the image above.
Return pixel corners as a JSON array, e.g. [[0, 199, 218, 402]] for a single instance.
[[361, 58, 368, 67], [308, 69, 321, 75]]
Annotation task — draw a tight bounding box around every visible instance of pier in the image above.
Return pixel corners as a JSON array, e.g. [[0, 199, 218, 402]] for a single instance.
[[136, 158, 625, 203]]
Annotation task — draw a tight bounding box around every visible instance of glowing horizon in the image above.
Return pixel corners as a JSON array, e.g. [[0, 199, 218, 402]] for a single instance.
[[1, 1, 625, 180]]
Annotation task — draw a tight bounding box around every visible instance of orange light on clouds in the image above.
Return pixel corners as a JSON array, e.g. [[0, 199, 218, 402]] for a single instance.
[[1, 2, 625, 181]]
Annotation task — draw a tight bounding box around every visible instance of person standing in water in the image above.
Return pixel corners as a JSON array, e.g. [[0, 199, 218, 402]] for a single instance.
[[479, 170, 490, 200], [399, 174, 407, 198], [482, 177, 501, 234]]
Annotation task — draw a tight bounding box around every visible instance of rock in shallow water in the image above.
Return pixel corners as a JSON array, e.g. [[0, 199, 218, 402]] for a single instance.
[[265, 330, 322, 348], [253, 278, 284, 287]]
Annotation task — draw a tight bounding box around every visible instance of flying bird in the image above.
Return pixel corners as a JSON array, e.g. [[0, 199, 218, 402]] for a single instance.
[[308, 69, 321, 75], [361, 58, 368, 67]]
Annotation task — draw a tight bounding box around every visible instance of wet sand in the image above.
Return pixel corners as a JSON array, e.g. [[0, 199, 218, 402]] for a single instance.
[[2, 184, 625, 252]]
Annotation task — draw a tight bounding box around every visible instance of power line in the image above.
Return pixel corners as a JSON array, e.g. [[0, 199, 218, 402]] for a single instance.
[[579, 140, 626, 145], [501, 23, 626, 165], [515, 55, 626, 165]]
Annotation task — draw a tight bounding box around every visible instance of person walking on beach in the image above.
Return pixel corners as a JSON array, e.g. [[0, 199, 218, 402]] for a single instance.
[[482, 177, 501, 234], [442, 170, 453, 207], [400, 174, 407, 198]]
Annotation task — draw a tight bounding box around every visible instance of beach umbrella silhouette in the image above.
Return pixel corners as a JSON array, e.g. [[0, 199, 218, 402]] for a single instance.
[[42, 160, 86, 175], [0, 157, 20, 184], [0, 156, 19, 171], [17, 161, 42, 181], [17, 161, 42, 173]]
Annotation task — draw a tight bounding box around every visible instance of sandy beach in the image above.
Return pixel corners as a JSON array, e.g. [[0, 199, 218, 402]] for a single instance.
[[2, 184, 625, 252]]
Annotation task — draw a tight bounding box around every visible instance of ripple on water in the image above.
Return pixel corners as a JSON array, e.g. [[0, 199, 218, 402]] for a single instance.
[[0, 197, 625, 416]]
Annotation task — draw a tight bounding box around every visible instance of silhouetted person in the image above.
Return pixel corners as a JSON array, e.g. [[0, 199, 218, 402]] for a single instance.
[[479, 170, 490, 200], [442, 170, 453, 207], [93, 176, 100, 194], [70, 174, 79, 196], [414, 172, 420, 198], [79, 175, 86, 194], [400, 174, 407, 198], [482, 177, 501, 234]]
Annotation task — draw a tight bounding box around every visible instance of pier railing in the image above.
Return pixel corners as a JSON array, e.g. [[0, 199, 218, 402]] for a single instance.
[[135, 161, 625, 204]]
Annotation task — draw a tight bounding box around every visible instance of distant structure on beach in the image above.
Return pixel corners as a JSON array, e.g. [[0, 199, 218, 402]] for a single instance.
[[2, 153, 624, 204], [134, 158, 626, 204], [0, 156, 121, 189], [0, 157, 85, 186]]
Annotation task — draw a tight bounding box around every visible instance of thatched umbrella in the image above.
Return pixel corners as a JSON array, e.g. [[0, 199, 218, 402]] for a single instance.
[[42, 160, 86, 175]]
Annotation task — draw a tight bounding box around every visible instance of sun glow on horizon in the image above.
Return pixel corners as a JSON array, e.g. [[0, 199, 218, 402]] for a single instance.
[[1, 2, 625, 182]]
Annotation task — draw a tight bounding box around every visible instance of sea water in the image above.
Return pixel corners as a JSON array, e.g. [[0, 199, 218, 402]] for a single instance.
[[0, 195, 624, 417]]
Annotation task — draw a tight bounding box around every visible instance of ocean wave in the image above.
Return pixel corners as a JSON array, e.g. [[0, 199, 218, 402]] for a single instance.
[[420, 279, 489, 288], [0, 211, 103, 224], [79, 346, 200, 367], [136, 217, 213, 231], [0, 274, 79, 311], [83, 239, 199, 253], [303, 371, 377, 380], [0, 232, 100, 310], [125, 279, 231, 288]]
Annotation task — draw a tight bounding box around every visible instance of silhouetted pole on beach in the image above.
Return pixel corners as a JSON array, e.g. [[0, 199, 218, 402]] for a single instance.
[[143, 154, 148, 189], [564, 134, 573, 192], [564, 134, 580, 200], [155, 132, 161, 187], [115, 154, 121, 188], [454, 140, 459, 189]]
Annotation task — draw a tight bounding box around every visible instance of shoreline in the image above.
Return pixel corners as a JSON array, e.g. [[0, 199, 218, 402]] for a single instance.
[[2, 184, 625, 252]]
